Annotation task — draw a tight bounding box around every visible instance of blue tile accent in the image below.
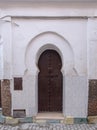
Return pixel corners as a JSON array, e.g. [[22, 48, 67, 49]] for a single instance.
[[74, 118, 87, 124], [46, 119, 60, 123], [19, 117, 33, 123], [0, 116, 5, 123]]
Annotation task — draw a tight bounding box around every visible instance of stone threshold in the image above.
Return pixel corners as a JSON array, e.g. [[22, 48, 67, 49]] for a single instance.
[[36, 112, 64, 120], [34, 112, 64, 123]]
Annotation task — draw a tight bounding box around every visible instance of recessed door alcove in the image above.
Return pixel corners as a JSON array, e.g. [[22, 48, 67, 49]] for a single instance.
[[38, 49, 63, 112]]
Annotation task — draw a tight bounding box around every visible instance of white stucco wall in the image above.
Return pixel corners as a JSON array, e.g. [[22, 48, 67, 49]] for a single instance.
[[12, 18, 87, 76], [0, 39, 3, 79], [87, 18, 97, 79], [1, 2, 97, 118], [10, 18, 88, 117], [0, 22, 3, 80], [1, 17, 12, 79]]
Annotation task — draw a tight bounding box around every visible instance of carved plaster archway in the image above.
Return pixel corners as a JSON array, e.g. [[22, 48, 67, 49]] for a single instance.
[[24, 31, 75, 115], [25, 31, 75, 75]]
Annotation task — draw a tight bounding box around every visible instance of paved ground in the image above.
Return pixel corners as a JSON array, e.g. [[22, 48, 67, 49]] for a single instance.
[[0, 123, 97, 130]]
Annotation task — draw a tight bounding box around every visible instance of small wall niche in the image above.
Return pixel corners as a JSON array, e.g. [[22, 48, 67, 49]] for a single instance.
[[14, 78, 23, 90], [13, 109, 26, 118]]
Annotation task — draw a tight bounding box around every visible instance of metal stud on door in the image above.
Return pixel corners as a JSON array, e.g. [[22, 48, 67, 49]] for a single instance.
[[38, 50, 63, 112]]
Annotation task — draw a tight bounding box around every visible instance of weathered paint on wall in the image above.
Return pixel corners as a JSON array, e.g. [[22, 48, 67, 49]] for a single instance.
[[1, 79, 11, 116]]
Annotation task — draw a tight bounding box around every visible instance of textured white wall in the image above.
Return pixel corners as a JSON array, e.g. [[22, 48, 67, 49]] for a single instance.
[[1, 17, 12, 79], [87, 18, 97, 79], [0, 41, 3, 79], [12, 18, 87, 76], [64, 76, 88, 117], [0, 23, 3, 80]]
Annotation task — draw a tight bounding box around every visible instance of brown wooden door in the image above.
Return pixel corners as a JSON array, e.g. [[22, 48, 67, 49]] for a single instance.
[[38, 50, 63, 112], [0, 80, 1, 107]]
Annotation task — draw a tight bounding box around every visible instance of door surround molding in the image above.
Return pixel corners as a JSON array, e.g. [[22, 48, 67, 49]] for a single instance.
[[25, 31, 75, 75], [25, 31, 75, 115]]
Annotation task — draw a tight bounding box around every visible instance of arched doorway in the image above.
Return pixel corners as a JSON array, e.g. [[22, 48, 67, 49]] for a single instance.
[[38, 49, 63, 112]]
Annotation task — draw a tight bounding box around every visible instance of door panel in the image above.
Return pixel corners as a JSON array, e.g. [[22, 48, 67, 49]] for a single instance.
[[0, 80, 1, 108], [38, 50, 63, 112]]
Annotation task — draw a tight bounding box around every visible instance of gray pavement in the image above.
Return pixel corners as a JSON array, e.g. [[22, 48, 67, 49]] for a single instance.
[[0, 123, 97, 130]]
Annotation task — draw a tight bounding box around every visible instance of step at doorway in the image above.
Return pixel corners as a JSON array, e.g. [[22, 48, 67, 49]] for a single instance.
[[36, 112, 64, 120]]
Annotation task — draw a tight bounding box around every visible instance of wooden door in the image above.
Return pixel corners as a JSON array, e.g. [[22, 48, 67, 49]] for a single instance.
[[38, 50, 63, 112], [0, 80, 1, 107]]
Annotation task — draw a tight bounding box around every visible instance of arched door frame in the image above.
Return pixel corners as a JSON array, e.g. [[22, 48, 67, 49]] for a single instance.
[[25, 32, 74, 116], [38, 49, 63, 112]]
